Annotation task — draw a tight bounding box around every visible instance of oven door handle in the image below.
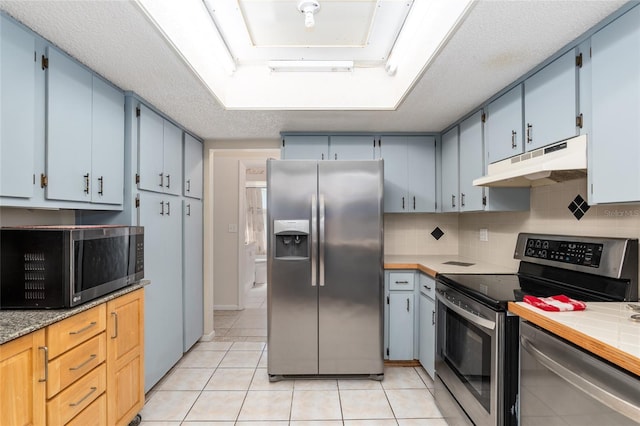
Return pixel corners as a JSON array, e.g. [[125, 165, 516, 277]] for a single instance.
[[436, 291, 495, 331], [521, 333, 640, 421]]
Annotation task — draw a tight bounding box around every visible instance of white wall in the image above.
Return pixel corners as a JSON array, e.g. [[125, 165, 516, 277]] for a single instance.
[[0, 207, 75, 226]]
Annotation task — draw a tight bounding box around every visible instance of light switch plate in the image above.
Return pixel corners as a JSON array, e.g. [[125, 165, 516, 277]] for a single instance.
[[480, 228, 489, 241]]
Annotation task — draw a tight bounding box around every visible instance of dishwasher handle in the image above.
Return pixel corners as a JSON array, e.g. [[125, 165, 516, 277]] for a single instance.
[[521, 332, 640, 422]]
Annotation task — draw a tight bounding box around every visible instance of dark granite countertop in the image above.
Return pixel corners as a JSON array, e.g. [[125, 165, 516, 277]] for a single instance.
[[0, 280, 149, 345]]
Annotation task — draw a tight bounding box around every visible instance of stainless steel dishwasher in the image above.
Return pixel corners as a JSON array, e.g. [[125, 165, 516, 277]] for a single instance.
[[519, 321, 640, 425]]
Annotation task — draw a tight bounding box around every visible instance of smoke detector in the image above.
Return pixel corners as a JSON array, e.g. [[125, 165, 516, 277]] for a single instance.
[[298, 1, 320, 28]]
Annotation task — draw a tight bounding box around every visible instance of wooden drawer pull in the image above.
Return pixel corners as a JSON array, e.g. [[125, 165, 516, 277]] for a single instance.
[[69, 354, 97, 371], [69, 386, 97, 407], [69, 321, 97, 335]]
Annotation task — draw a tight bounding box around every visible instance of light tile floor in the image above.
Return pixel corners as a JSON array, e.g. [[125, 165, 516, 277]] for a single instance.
[[141, 283, 446, 425]]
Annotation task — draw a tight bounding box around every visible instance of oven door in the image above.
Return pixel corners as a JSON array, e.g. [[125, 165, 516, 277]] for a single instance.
[[435, 284, 503, 426]]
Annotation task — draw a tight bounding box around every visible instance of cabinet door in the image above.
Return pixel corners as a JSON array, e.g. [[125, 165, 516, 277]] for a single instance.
[[440, 127, 459, 212], [137, 105, 165, 193], [459, 111, 485, 212], [282, 135, 329, 160], [419, 293, 435, 379], [591, 5, 640, 204], [183, 199, 204, 351], [183, 133, 203, 199], [46, 46, 93, 202], [0, 329, 46, 426], [1, 16, 36, 198], [328, 135, 375, 160], [380, 136, 408, 212], [91, 76, 124, 205], [524, 49, 578, 150], [107, 289, 144, 426], [407, 136, 436, 212], [137, 191, 183, 391], [162, 121, 182, 196], [388, 292, 414, 360], [486, 84, 523, 163]]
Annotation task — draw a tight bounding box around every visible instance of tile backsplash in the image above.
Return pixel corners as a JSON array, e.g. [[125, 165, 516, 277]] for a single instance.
[[385, 177, 640, 270]]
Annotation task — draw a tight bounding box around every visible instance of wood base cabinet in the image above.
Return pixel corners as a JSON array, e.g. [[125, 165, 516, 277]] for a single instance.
[[107, 289, 145, 426], [0, 329, 46, 426]]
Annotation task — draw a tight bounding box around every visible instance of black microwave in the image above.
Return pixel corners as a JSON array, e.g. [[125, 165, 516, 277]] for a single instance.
[[0, 225, 144, 309]]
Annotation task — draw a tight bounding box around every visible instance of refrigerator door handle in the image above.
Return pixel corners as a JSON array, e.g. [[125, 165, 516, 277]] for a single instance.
[[311, 194, 317, 287], [319, 193, 326, 286]]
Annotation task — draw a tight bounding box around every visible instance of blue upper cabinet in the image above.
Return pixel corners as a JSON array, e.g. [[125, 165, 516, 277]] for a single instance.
[[0, 15, 36, 199], [524, 49, 579, 150], [590, 4, 640, 204], [45, 46, 93, 203], [183, 133, 203, 199], [282, 135, 329, 160], [137, 104, 182, 196], [329, 135, 375, 160], [485, 85, 523, 164], [91, 76, 124, 205], [380, 135, 436, 213], [440, 127, 459, 213], [459, 111, 484, 212]]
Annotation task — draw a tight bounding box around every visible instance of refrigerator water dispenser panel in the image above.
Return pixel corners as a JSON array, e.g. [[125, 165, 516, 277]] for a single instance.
[[274, 219, 309, 259]]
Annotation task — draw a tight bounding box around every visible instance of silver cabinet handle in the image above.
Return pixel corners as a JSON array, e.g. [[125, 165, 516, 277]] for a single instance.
[[186, 179, 191, 193], [334, 153, 337, 160], [413, 196, 416, 210], [395, 281, 409, 285], [319, 194, 326, 287], [159, 172, 164, 187], [511, 130, 517, 148], [111, 312, 118, 339], [69, 354, 97, 371], [69, 321, 97, 335], [461, 193, 465, 207], [311, 194, 317, 287], [526, 123, 533, 144], [451, 194, 456, 208], [321, 153, 324, 160], [406, 298, 410, 312], [521, 334, 640, 421], [186, 204, 191, 216], [83, 173, 90, 194], [160, 201, 165, 215], [423, 284, 431, 290], [97, 176, 104, 196], [402, 196, 405, 210], [69, 386, 97, 407], [432, 310, 435, 325], [166, 174, 171, 188], [39, 346, 48, 383], [166, 201, 171, 216]]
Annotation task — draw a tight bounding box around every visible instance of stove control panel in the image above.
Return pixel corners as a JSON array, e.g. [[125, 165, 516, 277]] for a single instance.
[[525, 238, 603, 267]]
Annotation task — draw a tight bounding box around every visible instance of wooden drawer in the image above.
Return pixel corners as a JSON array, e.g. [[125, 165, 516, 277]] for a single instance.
[[66, 393, 107, 426], [388, 272, 415, 291], [47, 304, 106, 358], [47, 363, 106, 425], [48, 333, 106, 398]]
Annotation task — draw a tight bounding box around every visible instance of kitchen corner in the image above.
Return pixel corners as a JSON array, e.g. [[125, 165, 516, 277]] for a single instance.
[[385, 254, 515, 278]]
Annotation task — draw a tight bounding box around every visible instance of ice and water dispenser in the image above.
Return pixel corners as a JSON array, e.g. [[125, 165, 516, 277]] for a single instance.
[[273, 220, 309, 259]]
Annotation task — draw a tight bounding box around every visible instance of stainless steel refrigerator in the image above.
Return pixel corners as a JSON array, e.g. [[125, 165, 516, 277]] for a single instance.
[[267, 159, 384, 379]]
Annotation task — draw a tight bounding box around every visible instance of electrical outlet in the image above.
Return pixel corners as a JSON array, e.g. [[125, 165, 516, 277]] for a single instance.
[[228, 224, 238, 233], [480, 228, 489, 242]]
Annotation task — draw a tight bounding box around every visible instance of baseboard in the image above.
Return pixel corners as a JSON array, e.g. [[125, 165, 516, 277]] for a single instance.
[[214, 304, 241, 310], [384, 359, 421, 367], [199, 330, 216, 342]]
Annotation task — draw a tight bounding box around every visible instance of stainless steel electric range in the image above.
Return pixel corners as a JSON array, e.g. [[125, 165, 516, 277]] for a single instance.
[[434, 233, 638, 426]]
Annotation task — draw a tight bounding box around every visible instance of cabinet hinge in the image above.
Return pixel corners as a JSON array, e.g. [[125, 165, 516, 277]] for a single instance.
[[482, 195, 487, 206], [136, 107, 141, 117], [135, 173, 140, 184], [373, 138, 376, 148], [386, 348, 389, 356], [135, 195, 140, 208], [41, 55, 48, 70], [386, 296, 389, 305], [576, 113, 584, 129], [481, 112, 487, 123], [282, 139, 285, 148], [40, 174, 48, 188], [576, 53, 583, 68]]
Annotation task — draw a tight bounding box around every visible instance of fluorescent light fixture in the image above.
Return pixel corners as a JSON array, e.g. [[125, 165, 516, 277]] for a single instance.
[[201, 0, 237, 75], [267, 60, 354, 72]]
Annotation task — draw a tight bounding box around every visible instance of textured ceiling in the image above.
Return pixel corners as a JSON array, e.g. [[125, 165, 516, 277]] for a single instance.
[[0, 0, 628, 141]]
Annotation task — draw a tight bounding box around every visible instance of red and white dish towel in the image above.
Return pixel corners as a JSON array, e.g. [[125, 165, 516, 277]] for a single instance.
[[523, 295, 587, 312]]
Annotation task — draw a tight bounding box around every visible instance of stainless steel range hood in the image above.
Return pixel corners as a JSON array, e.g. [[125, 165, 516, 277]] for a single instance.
[[473, 135, 587, 187]]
